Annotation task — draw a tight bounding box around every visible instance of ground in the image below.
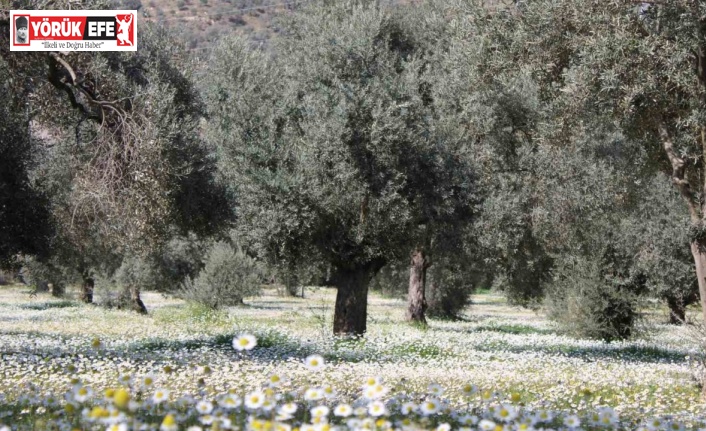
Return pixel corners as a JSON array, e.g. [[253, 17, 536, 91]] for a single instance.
[[0, 283, 704, 430]]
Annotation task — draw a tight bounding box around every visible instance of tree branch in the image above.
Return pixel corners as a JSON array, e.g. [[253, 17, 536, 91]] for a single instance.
[[658, 120, 701, 223]]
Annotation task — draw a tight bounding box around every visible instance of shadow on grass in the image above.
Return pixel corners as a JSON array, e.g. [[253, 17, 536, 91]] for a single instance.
[[474, 339, 688, 364], [473, 323, 556, 336], [18, 300, 77, 310]]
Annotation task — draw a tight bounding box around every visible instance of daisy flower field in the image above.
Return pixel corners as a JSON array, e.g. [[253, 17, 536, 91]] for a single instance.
[[0, 284, 704, 430]]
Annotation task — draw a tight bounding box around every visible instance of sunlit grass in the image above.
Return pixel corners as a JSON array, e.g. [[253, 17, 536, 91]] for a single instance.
[[0, 283, 705, 429]]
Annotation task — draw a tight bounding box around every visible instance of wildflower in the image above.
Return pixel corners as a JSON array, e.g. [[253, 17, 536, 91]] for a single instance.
[[494, 404, 518, 423], [117, 374, 132, 386], [141, 374, 156, 389], [427, 383, 444, 397], [245, 390, 266, 409], [106, 424, 128, 431], [478, 419, 496, 431], [436, 423, 451, 431], [279, 402, 298, 415], [161, 414, 177, 431], [305, 355, 325, 371], [196, 400, 214, 415], [334, 404, 352, 417], [233, 334, 257, 351], [311, 405, 330, 418], [480, 390, 495, 402], [323, 386, 337, 399], [73, 385, 93, 403], [419, 399, 440, 416], [91, 337, 102, 349], [219, 394, 241, 409], [152, 389, 170, 404], [458, 415, 478, 426], [187, 427, 204, 431], [113, 389, 130, 410], [304, 387, 325, 401], [269, 373, 283, 387], [363, 376, 381, 388], [563, 415, 581, 428], [461, 384, 478, 396], [598, 407, 618, 426], [368, 401, 387, 417], [399, 402, 416, 415], [645, 418, 664, 430], [533, 410, 553, 424]]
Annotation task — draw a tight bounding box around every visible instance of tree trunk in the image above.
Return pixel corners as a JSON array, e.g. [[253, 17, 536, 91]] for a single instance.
[[80, 273, 94, 304], [49, 282, 64, 297], [690, 240, 706, 324], [666, 295, 687, 325], [406, 248, 428, 325], [129, 285, 148, 314], [332, 261, 383, 336]]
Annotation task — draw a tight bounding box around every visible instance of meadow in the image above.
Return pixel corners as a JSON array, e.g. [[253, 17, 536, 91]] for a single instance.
[[0, 284, 705, 430]]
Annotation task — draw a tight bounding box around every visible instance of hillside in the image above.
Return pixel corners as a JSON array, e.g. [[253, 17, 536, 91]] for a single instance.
[[127, 0, 413, 52]]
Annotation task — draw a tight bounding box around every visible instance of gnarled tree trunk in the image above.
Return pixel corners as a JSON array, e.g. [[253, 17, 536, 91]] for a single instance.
[[129, 285, 147, 314], [406, 248, 428, 325], [666, 295, 687, 325], [50, 282, 64, 297], [333, 260, 384, 336], [80, 272, 94, 304]]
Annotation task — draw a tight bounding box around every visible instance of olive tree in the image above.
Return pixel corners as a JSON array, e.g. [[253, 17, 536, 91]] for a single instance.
[[203, 0, 478, 335], [480, 0, 706, 326], [3, 5, 228, 308]]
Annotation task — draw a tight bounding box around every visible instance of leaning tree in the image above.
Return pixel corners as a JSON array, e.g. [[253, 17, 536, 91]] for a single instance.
[[1, 3, 228, 309], [203, 0, 478, 335], [485, 0, 706, 325]]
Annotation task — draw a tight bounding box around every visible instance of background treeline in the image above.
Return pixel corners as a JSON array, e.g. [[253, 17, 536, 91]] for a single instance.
[[1, 0, 703, 340]]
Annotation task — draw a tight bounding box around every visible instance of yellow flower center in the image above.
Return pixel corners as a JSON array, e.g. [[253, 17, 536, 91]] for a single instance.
[[162, 414, 176, 426]]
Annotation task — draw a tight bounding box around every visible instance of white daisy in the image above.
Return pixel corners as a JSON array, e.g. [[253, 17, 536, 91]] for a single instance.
[[233, 334, 257, 351], [427, 383, 444, 397], [479, 419, 496, 431], [419, 399, 440, 416], [305, 354, 325, 371], [151, 389, 169, 404], [564, 415, 581, 428], [245, 390, 266, 409], [279, 402, 298, 415], [311, 405, 330, 418], [399, 402, 416, 415], [304, 387, 325, 401], [368, 400, 387, 417], [196, 400, 214, 415], [219, 394, 241, 409], [334, 404, 353, 417]]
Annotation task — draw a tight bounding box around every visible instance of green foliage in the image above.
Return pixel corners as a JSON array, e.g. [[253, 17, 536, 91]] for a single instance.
[[180, 241, 263, 309], [204, 0, 477, 273], [426, 256, 483, 319], [156, 233, 210, 290], [0, 59, 53, 268], [18, 255, 78, 296], [115, 256, 161, 292], [546, 254, 645, 342], [370, 263, 406, 298]]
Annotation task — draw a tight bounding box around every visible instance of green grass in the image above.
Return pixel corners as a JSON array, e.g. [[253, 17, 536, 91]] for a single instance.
[[19, 300, 77, 310], [383, 341, 449, 359], [475, 323, 555, 335]]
